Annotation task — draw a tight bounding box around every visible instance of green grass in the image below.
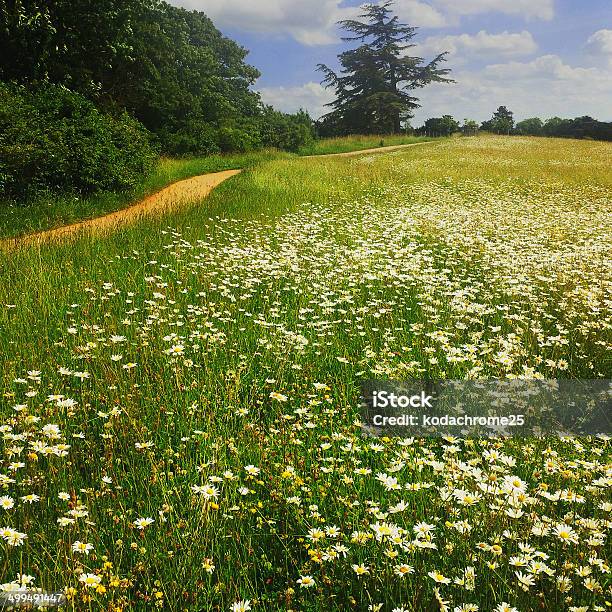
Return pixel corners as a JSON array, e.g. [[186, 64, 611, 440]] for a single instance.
[[297, 134, 436, 156], [0, 136, 610, 611], [0, 150, 286, 240]]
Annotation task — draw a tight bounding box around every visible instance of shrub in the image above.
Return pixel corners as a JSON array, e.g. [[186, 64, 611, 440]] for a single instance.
[[216, 125, 260, 153], [0, 82, 156, 199], [156, 120, 221, 157], [156, 119, 265, 156], [259, 108, 314, 152]]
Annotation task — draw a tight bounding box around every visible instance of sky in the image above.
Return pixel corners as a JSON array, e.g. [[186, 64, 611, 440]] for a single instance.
[[169, 0, 612, 125]]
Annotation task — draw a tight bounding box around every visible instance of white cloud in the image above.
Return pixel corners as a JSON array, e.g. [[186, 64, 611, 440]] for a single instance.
[[430, 0, 554, 21], [482, 54, 601, 80], [394, 0, 448, 28], [416, 30, 538, 62], [168, 0, 359, 45], [258, 82, 335, 119], [169, 0, 554, 45], [410, 54, 612, 124], [586, 29, 612, 66]]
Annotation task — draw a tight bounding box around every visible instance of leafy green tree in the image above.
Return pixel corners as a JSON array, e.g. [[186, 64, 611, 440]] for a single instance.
[[515, 117, 543, 136], [462, 119, 479, 136], [111, 3, 262, 152], [567, 116, 612, 140], [0, 1, 295, 155], [541, 116, 612, 141], [0, 0, 149, 97], [420, 115, 459, 136], [1, 0, 317, 177], [542, 116, 571, 137], [481, 106, 514, 135], [317, 1, 452, 135]]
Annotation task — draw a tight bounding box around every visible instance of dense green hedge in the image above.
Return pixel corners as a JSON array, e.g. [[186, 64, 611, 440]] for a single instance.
[[157, 108, 315, 156], [0, 81, 315, 200], [0, 83, 157, 199], [259, 108, 314, 153]]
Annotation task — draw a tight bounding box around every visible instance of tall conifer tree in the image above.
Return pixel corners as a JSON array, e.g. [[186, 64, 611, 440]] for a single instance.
[[318, 1, 452, 134]]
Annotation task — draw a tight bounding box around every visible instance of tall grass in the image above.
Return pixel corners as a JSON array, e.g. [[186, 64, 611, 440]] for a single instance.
[[0, 136, 437, 241], [0, 137, 609, 611]]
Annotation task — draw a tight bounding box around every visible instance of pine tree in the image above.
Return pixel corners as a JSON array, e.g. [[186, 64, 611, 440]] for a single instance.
[[481, 106, 515, 135], [317, 1, 452, 135]]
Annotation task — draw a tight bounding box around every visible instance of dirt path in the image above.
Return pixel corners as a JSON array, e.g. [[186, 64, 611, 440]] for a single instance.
[[301, 141, 431, 159], [2, 170, 240, 250], [2, 141, 430, 250]]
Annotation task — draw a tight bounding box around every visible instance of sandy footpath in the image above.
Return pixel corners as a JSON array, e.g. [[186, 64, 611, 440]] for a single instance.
[[301, 141, 430, 158], [1, 170, 240, 250]]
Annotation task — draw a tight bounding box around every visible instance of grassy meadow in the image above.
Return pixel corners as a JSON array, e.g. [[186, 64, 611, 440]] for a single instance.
[[0, 136, 610, 611]]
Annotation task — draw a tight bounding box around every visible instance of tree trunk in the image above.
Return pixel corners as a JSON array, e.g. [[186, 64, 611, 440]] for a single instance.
[[393, 113, 401, 134]]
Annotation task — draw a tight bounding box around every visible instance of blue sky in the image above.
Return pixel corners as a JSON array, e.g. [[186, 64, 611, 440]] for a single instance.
[[170, 0, 612, 124]]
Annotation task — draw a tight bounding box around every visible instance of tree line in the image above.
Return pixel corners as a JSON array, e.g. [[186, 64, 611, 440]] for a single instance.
[[0, 0, 314, 199], [311, 3, 612, 143], [415, 107, 612, 141]]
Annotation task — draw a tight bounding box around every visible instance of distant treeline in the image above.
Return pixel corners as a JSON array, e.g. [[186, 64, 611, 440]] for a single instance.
[[414, 107, 612, 141], [513, 116, 612, 140], [0, 1, 314, 199]]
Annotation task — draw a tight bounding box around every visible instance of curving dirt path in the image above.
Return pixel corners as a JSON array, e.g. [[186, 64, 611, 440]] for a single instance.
[[301, 141, 431, 159], [2, 141, 430, 250], [1, 170, 240, 250]]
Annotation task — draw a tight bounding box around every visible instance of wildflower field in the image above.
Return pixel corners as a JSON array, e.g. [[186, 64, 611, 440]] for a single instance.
[[0, 136, 610, 611]]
